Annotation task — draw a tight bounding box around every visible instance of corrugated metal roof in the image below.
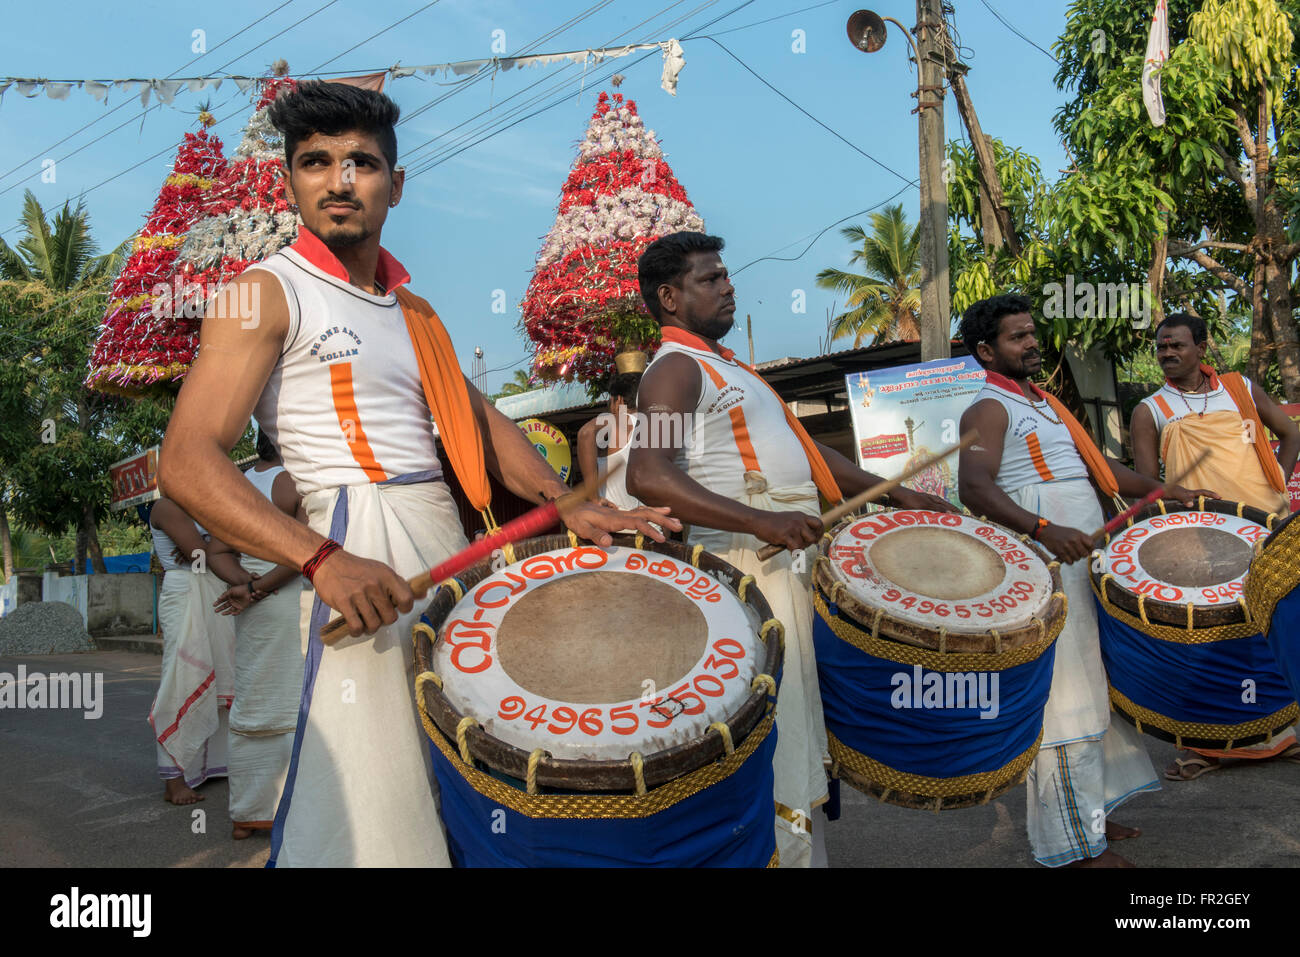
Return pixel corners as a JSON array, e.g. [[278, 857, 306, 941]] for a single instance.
[[493, 381, 605, 420]]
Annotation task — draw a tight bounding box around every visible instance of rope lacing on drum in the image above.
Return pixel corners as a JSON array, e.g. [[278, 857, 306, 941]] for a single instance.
[[455, 716, 477, 765], [690, 544, 704, 568], [1235, 501, 1245, 518], [989, 629, 1003, 653], [1265, 512, 1277, 530], [416, 668, 443, 691], [1031, 617, 1046, 642], [1099, 573, 1115, 605], [936, 627, 948, 655], [629, 751, 647, 796], [760, 619, 784, 645], [752, 673, 777, 696], [1197, 495, 1207, 512], [1157, 499, 1168, 515], [1238, 597, 1252, 623], [441, 578, 465, 602], [634, 532, 645, 550], [1185, 603, 1195, 632], [709, 721, 735, 756], [870, 607, 884, 641], [412, 621, 437, 648], [737, 574, 756, 602], [1137, 594, 1151, 626], [1054, 590, 1069, 617], [567, 529, 580, 548], [526, 748, 548, 795], [828, 580, 847, 606]]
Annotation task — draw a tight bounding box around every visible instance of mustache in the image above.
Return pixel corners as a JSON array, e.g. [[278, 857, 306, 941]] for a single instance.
[[320, 196, 361, 209]]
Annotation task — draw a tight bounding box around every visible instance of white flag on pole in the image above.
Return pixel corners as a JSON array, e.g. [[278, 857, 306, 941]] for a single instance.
[[1142, 0, 1169, 126]]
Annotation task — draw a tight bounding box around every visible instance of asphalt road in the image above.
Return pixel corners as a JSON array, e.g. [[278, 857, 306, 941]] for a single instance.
[[2, 650, 1298, 868]]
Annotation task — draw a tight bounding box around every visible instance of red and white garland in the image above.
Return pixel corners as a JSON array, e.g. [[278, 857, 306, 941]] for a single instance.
[[520, 91, 703, 387]]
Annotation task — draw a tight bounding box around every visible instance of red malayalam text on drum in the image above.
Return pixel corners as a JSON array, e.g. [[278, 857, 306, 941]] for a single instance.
[[972, 524, 1035, 570], [622, 552, 723, 602], [472, 546, 609, 609], [879, 580, 1036, 619], [847, 510, 963, 543], [1103, 515, 1268, 604], [493, 638, 748, 739]]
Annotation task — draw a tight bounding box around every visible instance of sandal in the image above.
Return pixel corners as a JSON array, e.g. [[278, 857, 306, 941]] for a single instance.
[[1164, 756, 1222, 781]]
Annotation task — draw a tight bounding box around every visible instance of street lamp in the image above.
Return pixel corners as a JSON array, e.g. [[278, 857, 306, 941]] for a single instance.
[[845, 7, 951, 360]]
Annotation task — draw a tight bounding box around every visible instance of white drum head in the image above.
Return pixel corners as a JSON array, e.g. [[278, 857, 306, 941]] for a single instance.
[[433, 545, 762, 761], [823, 510, 1054, 632], [1098, 510, 1269, 606]]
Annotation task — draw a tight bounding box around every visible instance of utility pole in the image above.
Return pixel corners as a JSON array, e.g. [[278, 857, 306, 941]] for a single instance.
[[948, 66, 1022, 256], [915, 0, 951, 360], [747, 314, 755, 365]]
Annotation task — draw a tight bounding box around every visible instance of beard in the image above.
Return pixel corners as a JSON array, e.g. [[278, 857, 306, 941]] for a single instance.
[[1013, 351, 1041, 378], [321, 219, 372, 249], [697, 314, 735, 339]]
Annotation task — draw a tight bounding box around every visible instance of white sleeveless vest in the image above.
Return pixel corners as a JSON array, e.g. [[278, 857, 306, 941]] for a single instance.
[[249, 248, 442, 495], [974, 378, 1088, 494]]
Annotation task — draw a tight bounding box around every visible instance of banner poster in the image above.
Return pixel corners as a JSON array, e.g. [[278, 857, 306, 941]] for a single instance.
[[1273, 403, 1300, 513], [845, 357, 986, 508]]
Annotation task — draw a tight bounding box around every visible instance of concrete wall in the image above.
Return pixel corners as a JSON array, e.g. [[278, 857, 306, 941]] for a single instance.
[[0, 579, 16, 618], [42, 572, 89, 628], [86, 572, 157, 636]]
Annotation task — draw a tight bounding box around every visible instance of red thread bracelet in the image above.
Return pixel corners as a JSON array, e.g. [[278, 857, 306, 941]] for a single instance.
[[302, 539, 342, 583]]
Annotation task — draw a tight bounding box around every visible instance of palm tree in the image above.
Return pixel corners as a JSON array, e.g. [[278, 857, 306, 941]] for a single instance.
[[815, 204, 921, 346], [494, 369, 536, 399], [0, 190, 127, 287]]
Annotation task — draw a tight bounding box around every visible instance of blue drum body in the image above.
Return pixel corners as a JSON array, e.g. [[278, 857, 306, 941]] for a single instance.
[[1246, 511, 1300, 710]]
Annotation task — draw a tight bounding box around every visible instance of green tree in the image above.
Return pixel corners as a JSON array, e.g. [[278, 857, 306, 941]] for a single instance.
[[1051, 0, 1300, 398], [815, 205, 922, 346], [493, 369, 537, 399]]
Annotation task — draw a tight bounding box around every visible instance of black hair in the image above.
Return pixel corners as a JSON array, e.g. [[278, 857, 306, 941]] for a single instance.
[[637, 232, 725, 321], [268, 80, 400, 173], [256, 428, 278, 462], [608, 372, 641, 409], [1154, 312, 1207, 345], [960, 293, 1033, 367]]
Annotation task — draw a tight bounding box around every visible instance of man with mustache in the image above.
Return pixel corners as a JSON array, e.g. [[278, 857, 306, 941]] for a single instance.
[[957, 294, 1206, 868], [1130, 312, 1299, 781], [628, 231, 953, 867], [160, 81, 676, 867]]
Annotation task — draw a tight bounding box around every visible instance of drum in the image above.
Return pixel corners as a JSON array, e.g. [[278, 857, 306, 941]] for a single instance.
[[812, 509, 1065, 810], [1245, 510, 1300, 706], [1091, 498, 1297, 750], [413, 534, 784, 867]]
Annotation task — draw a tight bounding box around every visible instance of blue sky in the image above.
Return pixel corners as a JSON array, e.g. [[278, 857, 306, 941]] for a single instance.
[[0, 0, 1078, 393]]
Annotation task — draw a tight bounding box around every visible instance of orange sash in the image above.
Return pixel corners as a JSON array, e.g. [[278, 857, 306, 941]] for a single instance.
[[986, 371, 1119, 499], [396, 287, 491, 513], [1211, 365, 1286, 494], [659, 326, 843, 504]]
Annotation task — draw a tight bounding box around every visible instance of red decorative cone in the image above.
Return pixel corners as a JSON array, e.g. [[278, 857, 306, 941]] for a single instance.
[[85, 115, 226, 395], [520, 91, 704, 389]]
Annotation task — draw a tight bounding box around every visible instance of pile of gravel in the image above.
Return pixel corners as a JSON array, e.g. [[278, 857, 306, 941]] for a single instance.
[[0, 602, 95, 655]]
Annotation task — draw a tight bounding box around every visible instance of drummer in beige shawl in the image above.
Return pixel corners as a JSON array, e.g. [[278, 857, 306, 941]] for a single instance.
[[628, 231, 952, 867], [1130, 312, 1299, 781]]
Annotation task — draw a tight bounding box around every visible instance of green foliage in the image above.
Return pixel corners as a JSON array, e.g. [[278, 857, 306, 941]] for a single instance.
[[815, 206, 922, 346]]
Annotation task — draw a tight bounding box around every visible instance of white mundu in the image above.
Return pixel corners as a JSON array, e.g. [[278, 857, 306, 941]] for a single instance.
[[256, 231, 459, 868], [653, 339, 811, 500], [974, 376, 1088, 493], [250, 238, 442, 496], [227, 464, 305, 830]]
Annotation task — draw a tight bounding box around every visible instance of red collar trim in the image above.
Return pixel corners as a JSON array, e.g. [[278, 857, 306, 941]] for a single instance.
[[659, 325, 736, 362], [983, 369, 1046, 401], [1165, 362, 1220, 391], [289, 228, 411, 292]]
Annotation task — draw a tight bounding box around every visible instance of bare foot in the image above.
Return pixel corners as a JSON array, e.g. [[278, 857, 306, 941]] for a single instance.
[[164, 778, 204, 805], [1067, 848, 1135, 868], [232, 824, 255, 840], [1106, 820, 1141, 841]]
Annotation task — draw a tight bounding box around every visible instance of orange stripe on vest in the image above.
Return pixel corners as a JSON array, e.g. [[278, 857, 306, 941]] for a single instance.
[[695, 358, 762, 473], [1153, 394, 1175, 419], [1025, 431, 1056, 482], [329, 362, 388, 482]]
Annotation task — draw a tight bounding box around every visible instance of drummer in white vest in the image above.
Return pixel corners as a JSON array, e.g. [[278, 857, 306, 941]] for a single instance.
[[627, 231, 953, 868], [577, 356, 646, 512], [957, 293, 1209, 868], [159, 81, 677, 867], [212, 430, 307, 840]]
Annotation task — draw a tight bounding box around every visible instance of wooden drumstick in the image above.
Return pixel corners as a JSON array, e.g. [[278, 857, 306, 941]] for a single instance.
[[754, 431, 977, 561], [1087, 448, 1213, 545], [318, 462, 616, 645]]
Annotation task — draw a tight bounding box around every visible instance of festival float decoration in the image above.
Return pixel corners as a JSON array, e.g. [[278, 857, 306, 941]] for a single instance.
[[520, 90, 704, 395]]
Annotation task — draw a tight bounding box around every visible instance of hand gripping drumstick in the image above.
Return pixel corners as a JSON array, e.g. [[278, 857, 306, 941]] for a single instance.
[[318, 463, 614, 645], [754, 431, 977, 562], [1086, 448, 1213, 545]]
